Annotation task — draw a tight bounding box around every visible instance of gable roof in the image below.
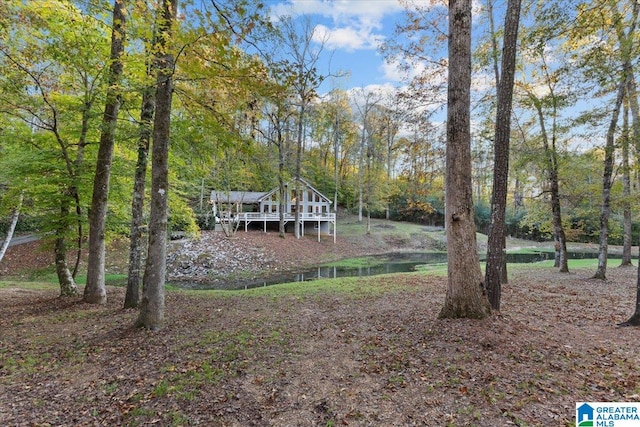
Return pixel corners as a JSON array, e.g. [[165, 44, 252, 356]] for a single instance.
[[260, 177, 332, 204], [211, 191, 266, 204], [211, 178, 332, 205]]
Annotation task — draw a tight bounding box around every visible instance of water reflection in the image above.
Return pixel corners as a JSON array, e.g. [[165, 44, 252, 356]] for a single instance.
[[169, 250, 617, 291]]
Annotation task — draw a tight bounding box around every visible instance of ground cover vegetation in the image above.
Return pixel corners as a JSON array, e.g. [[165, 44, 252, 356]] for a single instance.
[[1, 256, 639, 426], [2, 0, 640, 422]]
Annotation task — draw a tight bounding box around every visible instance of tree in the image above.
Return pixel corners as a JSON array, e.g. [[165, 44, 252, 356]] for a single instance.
[[0, 1, 114, 296], [439, 0, 491, 319], [124, 7, 157, 308], [518, 24, 571, 273], [591, 0, 639, 279], [485, 0, 522, 311], [279, 17, 327, 238], [84, 0, 128, 305], [619, 72, 640, 326], [0, 191, 23, 263], [619, 100, 632, 267], [136, 0, 178, 330]]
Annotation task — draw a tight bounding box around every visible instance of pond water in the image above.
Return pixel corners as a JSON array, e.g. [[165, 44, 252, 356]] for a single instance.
[[170, 250, 619, 291]]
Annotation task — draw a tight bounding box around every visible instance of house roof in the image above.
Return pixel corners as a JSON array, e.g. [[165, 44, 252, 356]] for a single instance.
[[210, 191, 267, 204], [211, 178, 332, 205], [260, 178, 332, 204]]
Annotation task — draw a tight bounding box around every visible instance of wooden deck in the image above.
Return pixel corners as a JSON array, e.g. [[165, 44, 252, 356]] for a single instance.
[[221, 212, 336, 242]]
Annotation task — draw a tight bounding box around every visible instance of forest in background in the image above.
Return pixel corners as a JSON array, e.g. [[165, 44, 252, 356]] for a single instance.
[[0, 0, 638, 262]]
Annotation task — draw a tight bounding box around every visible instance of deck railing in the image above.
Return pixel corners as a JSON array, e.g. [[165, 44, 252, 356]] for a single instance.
[[238, 212, 336, 222]]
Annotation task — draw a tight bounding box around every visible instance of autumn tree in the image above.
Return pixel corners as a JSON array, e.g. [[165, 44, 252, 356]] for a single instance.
[[278, 16, 327, 238], [589, 0, 639, 279], [0, 1, 114, 296], [124, 1, 157, 309], [85, 0, 128, 305], [517, 13, 573, 273], [136, 0, 178, 330], [484, 0, 522, 311], [439, 0, 491, 319]]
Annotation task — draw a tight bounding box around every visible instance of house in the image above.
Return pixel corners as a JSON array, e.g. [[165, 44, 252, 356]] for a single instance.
[[211, 178, 336, 242]]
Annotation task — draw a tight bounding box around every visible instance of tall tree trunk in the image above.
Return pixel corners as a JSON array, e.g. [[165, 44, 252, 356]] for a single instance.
[[439, 0, 491, 320], [531, 95, 569, 273], [358, 123, 365, 222], [0, 191, 23, 263], [485, 0, 521, 311], [85, 0, 127, 304], [593, 81, 625, 280], [277, 125, 286, 238], [294, 107, 304, 239], [620, 72, 640, 326], [124, 85, 155, 309], [334, 115, 339, 216], [620, 99, 632, 267], [136, 0, 177, 330], [550, 167, 569, 273], [56, 198, 78, 297]]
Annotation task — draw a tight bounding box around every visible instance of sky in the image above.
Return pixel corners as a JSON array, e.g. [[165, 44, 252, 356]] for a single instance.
[[268, 0, 413, 94]]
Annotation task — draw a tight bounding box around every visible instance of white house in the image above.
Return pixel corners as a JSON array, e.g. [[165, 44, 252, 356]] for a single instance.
[[211, 178, 336, 242]]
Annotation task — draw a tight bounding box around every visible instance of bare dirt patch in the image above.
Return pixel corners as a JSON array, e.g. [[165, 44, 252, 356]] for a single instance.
[[1, 264, 639, 426]]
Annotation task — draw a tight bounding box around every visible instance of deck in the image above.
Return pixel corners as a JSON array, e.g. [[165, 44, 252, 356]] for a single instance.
[[221, 212, 336, 242]]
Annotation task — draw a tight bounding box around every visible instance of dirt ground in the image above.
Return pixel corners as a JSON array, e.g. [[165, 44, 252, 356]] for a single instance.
[[1, 232, 640, 426]]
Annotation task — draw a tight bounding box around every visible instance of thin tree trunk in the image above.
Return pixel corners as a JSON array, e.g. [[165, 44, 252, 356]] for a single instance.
[[136, 0, 177, 330], [85, 0, 127, 304], [294, 106, 304, 239], [620, 99, 632, 267], [439, 0, 491, 320], [358, 117, 366, 223], [620, 71, 640, 325], [56, 198, 78, 297], [0, 191, 23, 263], [277, 124, 286, 238], [531, 95, 569, 273], [485, 0, 521, 311], [334, 115, 339, 216], [593, 80, 625, 279], [124, 85, 155, 309]]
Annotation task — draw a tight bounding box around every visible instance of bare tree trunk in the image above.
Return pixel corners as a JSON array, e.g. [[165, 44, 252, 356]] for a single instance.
[[530, 94, 569, 273], [620, 99, 632, 267], [294, 107, 304, 239], [85, 0, 127, 305], [439, 0, 491, 320], [56, 199, 78, 297], [593, 81, 625, 280], [136, 0, 177, 330], [124, 85, 155, 309], [485, 0, 521, 311], [358, 124, 364, 222], [0, 191, 23, 263], [277, 126, 286, 238], [620, 71, 640, 326]]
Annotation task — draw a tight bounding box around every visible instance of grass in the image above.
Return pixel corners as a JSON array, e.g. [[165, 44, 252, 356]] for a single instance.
[[2, 258, 610, 299]]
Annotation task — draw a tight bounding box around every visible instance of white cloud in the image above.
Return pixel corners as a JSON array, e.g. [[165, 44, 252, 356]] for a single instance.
[[270, 0, 403, 52], [313, 24, 385, 51], [380, 57, 429, 82]]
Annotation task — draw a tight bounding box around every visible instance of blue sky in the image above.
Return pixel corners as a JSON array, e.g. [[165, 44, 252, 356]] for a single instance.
[[268, 0, 411, 92]]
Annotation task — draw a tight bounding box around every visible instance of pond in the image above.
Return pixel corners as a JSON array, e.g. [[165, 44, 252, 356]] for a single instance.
[[169, 250, 619, 291]]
